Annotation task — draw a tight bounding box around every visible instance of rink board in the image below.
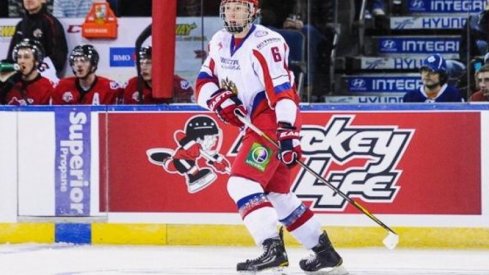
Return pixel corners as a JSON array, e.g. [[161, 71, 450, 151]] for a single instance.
[[0, 104, 489, 248]]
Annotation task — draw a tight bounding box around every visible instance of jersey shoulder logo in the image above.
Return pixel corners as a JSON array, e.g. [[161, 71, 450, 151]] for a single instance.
[[109, 81, 120, 90], [131, 91, 141, 102], [62, 91, 74, 103]]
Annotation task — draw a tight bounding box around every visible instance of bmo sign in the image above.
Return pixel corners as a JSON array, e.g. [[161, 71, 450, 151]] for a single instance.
[[110, 47, 136, 67]]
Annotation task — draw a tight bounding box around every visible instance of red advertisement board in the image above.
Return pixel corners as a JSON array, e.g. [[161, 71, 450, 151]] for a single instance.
[[100, 111, 481, 215]]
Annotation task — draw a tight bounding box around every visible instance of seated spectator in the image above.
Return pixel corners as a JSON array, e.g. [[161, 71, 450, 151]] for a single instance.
[[53, 0, 93, 18], [353, 0, 386, 20], [365, 0, 386, 19], [370, 0, 386, 16], [260, 0, 296, 28], [459, 6, 489, 65], [403, 54, 464, 103], [7, 0, 53, 17], [6, 0, 67, 79], [470, 64, 489, 102], [261, 0, 331, 101], [123, 46, 194, 104], [1, 38, 53, 105], [51, 44, 122, 105]]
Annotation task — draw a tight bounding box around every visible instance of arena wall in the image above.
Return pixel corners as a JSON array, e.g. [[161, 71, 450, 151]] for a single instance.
[[1, 104, 488, 248]]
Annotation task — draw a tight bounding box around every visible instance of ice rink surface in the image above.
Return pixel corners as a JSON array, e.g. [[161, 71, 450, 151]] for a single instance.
[[1, 244, 488, 275]]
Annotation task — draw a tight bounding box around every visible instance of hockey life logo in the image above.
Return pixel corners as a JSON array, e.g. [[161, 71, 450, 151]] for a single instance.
[[392, 16, 467, 30], [378, 37, 459, 54], [409, 0, 486, 13], [55, 108, 91, 216], [292, 115, 413, 211], [146, 115, 231, 194]]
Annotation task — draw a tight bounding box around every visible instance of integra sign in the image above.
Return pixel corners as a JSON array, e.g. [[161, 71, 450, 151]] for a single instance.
[[408, 0, 486, 13]]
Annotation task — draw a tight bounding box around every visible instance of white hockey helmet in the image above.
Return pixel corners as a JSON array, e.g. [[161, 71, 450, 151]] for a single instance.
[[220, 0, 260, 33]]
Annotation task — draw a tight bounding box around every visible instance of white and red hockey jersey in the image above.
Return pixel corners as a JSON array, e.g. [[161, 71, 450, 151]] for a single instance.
[[196, 24, 299, 119]]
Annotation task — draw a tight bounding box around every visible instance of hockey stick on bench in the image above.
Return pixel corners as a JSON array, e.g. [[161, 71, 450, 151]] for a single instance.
[[234, 110, 399, 249]]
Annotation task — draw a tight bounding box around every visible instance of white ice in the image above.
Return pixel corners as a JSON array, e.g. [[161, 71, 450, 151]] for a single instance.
[[0, 244, 488, 275]]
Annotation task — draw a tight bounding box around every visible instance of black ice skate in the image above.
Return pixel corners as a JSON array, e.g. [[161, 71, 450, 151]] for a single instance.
[[299, 231, 348, 275], [237, 232, 289, 272]]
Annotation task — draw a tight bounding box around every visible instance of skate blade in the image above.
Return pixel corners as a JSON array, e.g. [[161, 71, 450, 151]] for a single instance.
[[305, 264, 349, 275], [270, 265, 289, 274], [238, 266, 289, 275], [238, 267, 289, 275]]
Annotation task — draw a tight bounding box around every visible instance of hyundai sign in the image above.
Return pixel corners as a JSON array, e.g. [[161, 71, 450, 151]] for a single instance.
[[361, 57, 425, 70], [408, 0, 486, 13], [391, 16, 467, 30], [346, 75, 422, 93], [378, 37, 459, 54]]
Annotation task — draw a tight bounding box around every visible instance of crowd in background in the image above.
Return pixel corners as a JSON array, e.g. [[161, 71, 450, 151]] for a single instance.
[[0, 0, 152, 18], [0, 0, 193, 105], [1, 0, 489, 104]]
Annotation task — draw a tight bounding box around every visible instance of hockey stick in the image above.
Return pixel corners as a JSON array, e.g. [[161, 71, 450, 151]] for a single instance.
[[234, 110, 399, 249], [199, 149, 231, 174]]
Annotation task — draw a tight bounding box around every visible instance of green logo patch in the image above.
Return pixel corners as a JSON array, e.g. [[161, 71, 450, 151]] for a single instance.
[[245, 142, 272, 172]]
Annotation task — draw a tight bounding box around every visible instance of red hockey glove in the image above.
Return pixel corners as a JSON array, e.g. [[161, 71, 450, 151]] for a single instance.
[[276, 122, 302, 167], [174, 141, 201, 160], [206, 89, 246, 127]]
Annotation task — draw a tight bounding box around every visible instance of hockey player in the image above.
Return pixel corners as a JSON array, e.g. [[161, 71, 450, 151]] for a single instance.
[[403, 54, 464, 103], [195, 0, 346, 273], [51, 44, 123, 105], [1, 38, 53, 105], [123, 46, 194, 104]]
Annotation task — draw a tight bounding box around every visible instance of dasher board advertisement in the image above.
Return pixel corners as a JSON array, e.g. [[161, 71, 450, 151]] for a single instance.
[[1, 104, 488, 228], [101, 105, 488, 227]]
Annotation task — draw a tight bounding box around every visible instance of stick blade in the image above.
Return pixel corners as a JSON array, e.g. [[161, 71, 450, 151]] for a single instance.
[[383, 231, 399, 250]]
